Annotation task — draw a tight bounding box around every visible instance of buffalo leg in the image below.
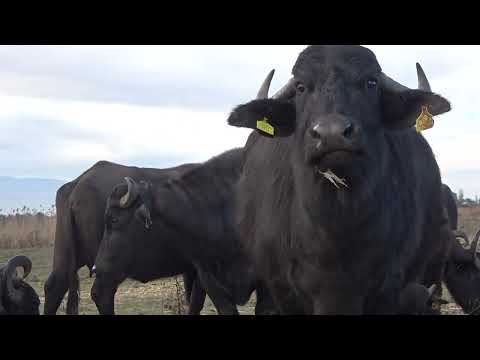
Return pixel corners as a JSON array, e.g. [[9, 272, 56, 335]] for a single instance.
[[194, 266, 238, 315], [182, 270, 196, 307], [91, 278, 118, 315], [254, 280, 277, 315], [44, 270, 70, 315], [187, 278, 207, 315]]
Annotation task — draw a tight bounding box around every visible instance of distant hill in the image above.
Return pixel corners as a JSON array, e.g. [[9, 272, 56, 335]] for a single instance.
[[0, 176, 66, 214]]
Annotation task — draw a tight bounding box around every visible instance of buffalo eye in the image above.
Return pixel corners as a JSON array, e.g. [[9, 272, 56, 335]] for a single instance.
[[366, 78, 378, 89], [296, 82, 306, 93]]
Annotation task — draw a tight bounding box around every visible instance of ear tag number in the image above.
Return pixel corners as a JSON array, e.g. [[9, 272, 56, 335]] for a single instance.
[[256, 118, 275, 136]]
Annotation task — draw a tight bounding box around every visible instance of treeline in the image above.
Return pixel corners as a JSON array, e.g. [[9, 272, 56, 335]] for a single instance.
[[455, 190, 480, 208]]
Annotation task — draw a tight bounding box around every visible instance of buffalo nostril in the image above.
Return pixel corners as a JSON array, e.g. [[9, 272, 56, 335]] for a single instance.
[[343, 122, 354, 139]]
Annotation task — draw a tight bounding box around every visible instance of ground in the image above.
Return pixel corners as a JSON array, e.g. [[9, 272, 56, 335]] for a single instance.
[[0, 245, 466, 315], [0, 246, 257, 315]]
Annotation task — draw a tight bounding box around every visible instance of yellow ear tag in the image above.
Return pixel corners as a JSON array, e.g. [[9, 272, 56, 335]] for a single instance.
[[415, 106, 434, 132], [256, 117, 275, 136]]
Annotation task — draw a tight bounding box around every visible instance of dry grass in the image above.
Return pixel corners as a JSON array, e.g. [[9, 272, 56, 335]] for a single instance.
[[0, 209, 56, 249], [458, 206, 480, 240], [0, 204, 477, 315]]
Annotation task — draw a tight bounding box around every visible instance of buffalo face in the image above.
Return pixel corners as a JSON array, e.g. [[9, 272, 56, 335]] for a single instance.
[[228, 45, 450, 185], [445, 229, 480, 315], [93, 178, 153, 286]]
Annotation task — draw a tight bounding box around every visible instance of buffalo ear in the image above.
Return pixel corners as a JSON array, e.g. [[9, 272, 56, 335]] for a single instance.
[[227, 99, 296, 138], [135, 204, 152, 230], [381, 89, 451, 130]]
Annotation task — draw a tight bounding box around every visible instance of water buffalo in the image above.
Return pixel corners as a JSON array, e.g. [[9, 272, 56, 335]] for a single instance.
[[43, 160, 203, 315], [0, 256, 40, 315], [226, 45, 452, 314], [434, 183, 480, 315], [444, 229, 480, 314], [91, 148, 274, 315]]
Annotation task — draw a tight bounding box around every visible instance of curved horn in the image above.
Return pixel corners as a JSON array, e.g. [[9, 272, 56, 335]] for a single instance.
[[454, 230, 470, 247], [272, 77, 296, 100], [380, 72, 410, 92], [119, 177, 139, 208], [427, 284, 437, 298], [416, 63, 431, 92], [381, 62, 432, 93], [3, 255, 32, 305], [471, 228, 480, 269], [256, 69, 275, 99]]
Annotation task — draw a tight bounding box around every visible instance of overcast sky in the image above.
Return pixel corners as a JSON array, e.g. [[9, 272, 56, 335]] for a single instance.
[[0, 45, 478, 197]]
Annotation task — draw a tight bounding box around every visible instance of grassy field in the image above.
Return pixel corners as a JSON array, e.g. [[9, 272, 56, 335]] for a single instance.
[[0, 246, 257, 315], [0, 205, 478, 315], [0, 245, 465, 315]]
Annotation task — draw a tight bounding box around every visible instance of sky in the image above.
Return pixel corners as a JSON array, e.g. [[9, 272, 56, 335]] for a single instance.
[[0, 45, 478, 198]]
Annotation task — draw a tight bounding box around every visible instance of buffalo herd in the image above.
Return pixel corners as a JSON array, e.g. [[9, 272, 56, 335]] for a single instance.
[[2, 45, 480, 315]]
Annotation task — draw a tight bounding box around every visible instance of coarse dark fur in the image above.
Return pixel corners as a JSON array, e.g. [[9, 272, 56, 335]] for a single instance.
[[43, 160, 201, 315], [92, 148, 274, 315], [441, 184, 480, 315], [227, 45, 452, 314]]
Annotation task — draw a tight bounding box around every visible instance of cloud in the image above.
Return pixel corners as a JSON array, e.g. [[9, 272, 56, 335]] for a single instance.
[[0, 45, 305, 111], [0, 94, 251, 180], [0, 45, 478, 199]]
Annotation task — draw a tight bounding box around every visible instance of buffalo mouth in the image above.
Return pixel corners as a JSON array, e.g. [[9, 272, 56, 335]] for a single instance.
[[307, 147, 363, 168]]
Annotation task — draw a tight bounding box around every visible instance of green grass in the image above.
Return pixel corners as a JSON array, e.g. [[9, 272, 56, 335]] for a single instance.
[[0, 246, 257, 315], [0, 246, 464, 315]]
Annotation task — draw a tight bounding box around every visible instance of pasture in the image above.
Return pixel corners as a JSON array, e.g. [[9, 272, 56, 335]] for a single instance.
[[1, 206, 478, 315], [0, 246, 257, 315]]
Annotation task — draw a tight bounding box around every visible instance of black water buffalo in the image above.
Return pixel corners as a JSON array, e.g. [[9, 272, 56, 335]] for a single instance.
[[0, 256, 40, 315], [43, 160, 202, 315], [91, 148, 274, 315], [444, 229, 480, 314], [437, 183, 480, 314], [226, 45, 452, 314]]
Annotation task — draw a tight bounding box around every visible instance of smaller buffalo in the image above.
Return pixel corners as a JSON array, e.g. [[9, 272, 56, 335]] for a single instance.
[[44, 159, 198, 315], [438, 184, 480, 315], [0, 256, 40, 315], [92, 148, 274, 315], [444, 229, 480, 315]]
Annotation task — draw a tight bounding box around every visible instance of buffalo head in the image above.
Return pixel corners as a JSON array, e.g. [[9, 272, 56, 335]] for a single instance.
[[93, 178, 153, 282], [445, 229, 480, 315], [0, 256, 40, 315], [228, 45, 451, 187]]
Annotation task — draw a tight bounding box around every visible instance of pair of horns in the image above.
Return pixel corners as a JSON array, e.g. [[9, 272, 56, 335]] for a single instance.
[[256, 62, 432, 100], [455, 229, 480, 270]]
